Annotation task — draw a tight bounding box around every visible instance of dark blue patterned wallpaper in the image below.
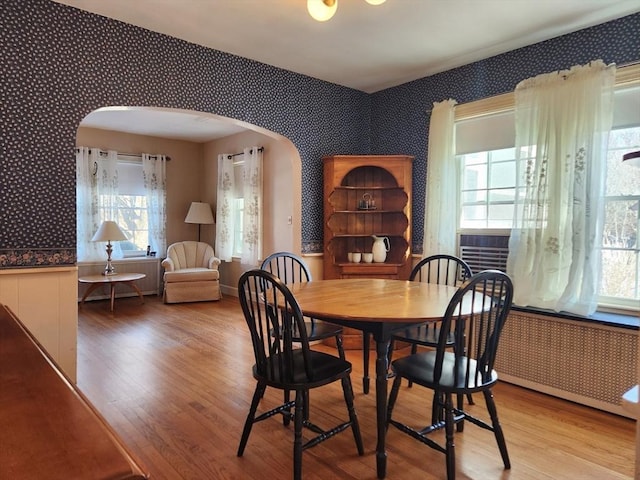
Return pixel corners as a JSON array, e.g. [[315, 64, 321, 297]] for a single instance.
[[0, 0, 638, 266]]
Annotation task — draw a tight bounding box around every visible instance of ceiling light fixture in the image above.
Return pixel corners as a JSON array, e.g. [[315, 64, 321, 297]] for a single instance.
[[307, 0, 386, 22]]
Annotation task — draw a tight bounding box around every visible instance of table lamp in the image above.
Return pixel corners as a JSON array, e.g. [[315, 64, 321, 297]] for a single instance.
[[91, 220, 128, 275], [185, 202, 214, 242]]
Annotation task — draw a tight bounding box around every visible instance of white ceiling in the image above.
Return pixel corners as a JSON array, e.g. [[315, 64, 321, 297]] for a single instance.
[[56, 0, 640, 142]]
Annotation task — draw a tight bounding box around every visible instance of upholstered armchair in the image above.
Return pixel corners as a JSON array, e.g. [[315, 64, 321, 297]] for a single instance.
[[162, 241, 221, 303]]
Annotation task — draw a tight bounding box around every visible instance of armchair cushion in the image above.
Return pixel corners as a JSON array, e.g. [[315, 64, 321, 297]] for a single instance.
[[162, 241, 221, 303]]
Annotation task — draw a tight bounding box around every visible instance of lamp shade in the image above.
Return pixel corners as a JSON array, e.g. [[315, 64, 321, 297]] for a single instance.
[[91, 221, 128, 242], [185, 202, 214, 225]]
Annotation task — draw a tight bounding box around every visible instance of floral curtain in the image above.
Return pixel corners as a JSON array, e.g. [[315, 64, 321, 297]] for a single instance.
[[76, 147, 119, 261], [507, 60, 616, 315], [142, 154, 167, 256], [240, 147, 263, 266], [215, 153, 235, 262], [215, 147, 262, 265], [423, 99, 458, 257]]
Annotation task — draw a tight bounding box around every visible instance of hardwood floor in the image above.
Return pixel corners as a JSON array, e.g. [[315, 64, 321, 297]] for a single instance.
[[77, 295, 635, 480]]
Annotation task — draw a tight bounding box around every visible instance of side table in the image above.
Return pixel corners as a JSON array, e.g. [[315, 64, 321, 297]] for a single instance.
[[79, 273, 146, 312]]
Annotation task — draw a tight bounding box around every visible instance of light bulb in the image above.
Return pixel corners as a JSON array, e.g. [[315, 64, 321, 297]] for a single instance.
[[307, 0, 338, 22], [365, 0, 386, 5]]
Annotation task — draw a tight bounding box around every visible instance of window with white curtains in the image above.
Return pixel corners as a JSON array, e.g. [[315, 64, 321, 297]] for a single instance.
[[76, 148, 167, 262], [215, 147, 263, 266], [453, 63, 640, 313]]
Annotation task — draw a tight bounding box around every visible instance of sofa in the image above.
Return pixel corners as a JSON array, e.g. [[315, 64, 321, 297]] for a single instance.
[[162, 241, 221, 303]]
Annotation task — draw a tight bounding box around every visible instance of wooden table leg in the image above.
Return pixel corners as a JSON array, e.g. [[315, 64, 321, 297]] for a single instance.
[[110, 283, 116, 312], [363, 332, 370, 394], [80, 283, 103, 305], [128, 281, 145, 305], [375, 337, 390, 479]]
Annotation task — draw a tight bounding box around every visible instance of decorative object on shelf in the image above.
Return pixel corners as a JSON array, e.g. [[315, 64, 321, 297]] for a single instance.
[[362, 253, 373, 263], [371, 235, 390, 263], [307, 0, 385, 22], [185, 201, 214, 242], [358, 192, 376, 210], [91, 221, 128, 276]]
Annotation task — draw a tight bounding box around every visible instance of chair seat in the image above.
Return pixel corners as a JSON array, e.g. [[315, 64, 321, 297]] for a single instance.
[[164, 268, 220, 283], [391, 350, 498, 393], [272, 320, 343, 343], [254, 350, 352, 389], [393, 324, 454, 346]]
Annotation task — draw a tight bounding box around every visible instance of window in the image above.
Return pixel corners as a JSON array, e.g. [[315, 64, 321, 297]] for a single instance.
[[454, 71, 640, 311], [227, 160, 246, 257], [215, 147, 263, 265], [76, 149, 166, 262], [109, 161, 149, 257], [601, 125, 640, 308]]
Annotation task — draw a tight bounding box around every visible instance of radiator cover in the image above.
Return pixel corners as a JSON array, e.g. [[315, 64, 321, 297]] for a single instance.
[[496, 310, 638, 418]]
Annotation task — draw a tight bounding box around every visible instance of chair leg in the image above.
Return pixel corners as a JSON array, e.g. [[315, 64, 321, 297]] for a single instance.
[[407, 343, 418, 387], [237, 382, 266, 456], [456, 393, 465, 432], [431, 389, 450, 425], [444, 393, 456, 480], [303, 391, 310, 422], [335, 333, 346, 361], [386, 375, 403, 426], [293, 390, 304, 480], [362, 332, 370, 394], [483, 389, 511, 469], [341, 376, 364, 455], [283, 390, 291, 426]]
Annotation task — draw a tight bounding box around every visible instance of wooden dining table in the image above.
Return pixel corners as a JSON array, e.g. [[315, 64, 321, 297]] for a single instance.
[[285, 277, 484, 479]]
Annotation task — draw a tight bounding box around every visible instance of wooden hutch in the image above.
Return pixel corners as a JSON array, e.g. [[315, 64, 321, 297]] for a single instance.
[[323, 154, 413, 281]]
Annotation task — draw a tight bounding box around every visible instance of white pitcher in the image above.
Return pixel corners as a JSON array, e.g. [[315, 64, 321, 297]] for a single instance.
[[371, 235, 390, 263]]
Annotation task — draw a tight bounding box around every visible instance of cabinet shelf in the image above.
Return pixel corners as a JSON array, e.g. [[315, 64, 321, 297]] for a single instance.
[[330, 233, 405, 238], [334, 186, 404, 191], [334, 210, 396, 214]]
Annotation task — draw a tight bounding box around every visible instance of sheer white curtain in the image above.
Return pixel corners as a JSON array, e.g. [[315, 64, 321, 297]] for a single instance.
[[76, 147, 119, 261], [240, 146, 263, 266], [507, 60, 616, 315], [215, 153, 235, 262], [423, 99, 458, 257], [142, 154, 167, 255], [215, 147, 263, 265]]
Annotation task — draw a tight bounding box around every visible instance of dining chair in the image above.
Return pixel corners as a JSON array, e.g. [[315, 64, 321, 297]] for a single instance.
[[393, 254, 473, 378], [362, 254, 472, 396], [386, 270, 514, 480], [237, 269, 364, 480], [261, 252, 345, 360]]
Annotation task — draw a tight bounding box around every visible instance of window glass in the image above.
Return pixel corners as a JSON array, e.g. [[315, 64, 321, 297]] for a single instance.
[[600, 126, 640, 304]]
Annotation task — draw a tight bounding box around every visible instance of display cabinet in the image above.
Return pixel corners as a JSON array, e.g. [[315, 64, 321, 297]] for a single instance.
[[323, 155, 413, 280]]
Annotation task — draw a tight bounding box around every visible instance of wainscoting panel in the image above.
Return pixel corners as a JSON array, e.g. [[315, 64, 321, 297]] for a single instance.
[[496, 310, 638, 418], [78, 258, 161, 301]]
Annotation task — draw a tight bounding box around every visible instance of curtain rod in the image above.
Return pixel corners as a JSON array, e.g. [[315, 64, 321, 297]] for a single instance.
[[79, 147, 171, 161], [227, 146, 263, 159]]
